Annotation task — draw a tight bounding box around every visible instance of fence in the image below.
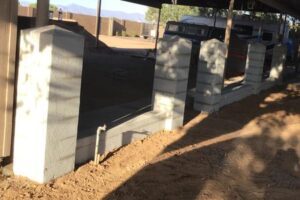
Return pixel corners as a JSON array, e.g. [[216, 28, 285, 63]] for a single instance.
[[18, 6, 155, 37]]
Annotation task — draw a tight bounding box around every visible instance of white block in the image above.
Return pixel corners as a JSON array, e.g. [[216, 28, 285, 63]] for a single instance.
[[153, 78, 188, 94], [156, 53, 191, 68], [13, 25, 84, 183], [245, 43, 266, 87], [155, 65, 189, 80], [270, 44, 287, 82], [157, 36, 192, 55]]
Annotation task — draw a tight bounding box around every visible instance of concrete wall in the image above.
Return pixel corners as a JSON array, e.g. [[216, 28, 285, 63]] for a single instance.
[[194, 40, 287, 113], [13, 25, 84, 183], [18, 6, 36, 17], [0, 0, 18, 158], [18, 6, 151, 37], [76, 36, 192, 164]]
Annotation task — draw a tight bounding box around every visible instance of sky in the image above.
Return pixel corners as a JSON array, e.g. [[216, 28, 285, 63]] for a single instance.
[[22, 0, 149, 14]]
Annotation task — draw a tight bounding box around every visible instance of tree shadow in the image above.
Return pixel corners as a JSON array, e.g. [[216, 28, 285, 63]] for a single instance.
[[103, 83, 300, 200]]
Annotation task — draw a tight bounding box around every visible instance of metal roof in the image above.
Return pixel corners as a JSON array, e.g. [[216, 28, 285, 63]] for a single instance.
[[123, 0, 300, 18]]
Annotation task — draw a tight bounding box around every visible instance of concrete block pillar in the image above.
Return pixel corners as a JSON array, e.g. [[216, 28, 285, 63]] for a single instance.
[[244, 43, 266, 94], [269, 44, 287, 83], [13, 25, 84, 183], [194, 39, 227, 113], [153, 36, 192, 130]]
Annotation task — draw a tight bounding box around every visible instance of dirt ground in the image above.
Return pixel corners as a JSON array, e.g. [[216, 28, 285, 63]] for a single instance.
[[1, 83, 300, 199], [99, 35, 155, 50]]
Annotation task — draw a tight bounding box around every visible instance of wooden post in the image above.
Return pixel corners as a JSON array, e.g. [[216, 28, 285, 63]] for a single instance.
[[154, 8, 162, 52], [224, 0, 235, 49], [282, 14, 288, 42], [96, 0, 102, 48], [0, 0, 18, 158], [278, 13, 283, 42], [223, 0, 235, 87]]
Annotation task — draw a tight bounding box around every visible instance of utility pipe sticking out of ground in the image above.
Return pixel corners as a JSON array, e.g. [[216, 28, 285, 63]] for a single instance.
[[94, 125, 107, 165]]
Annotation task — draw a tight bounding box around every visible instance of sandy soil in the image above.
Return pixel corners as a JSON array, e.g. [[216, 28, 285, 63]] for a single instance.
[[99, 35, 155, 50], [1, 83, 300, 200]]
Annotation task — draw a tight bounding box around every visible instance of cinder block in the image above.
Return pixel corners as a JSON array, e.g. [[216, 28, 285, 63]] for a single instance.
[[153, 91, 186, 112], [196, 83, 222, 96], [194, 102, 219, 113], [196, 73, 223, 85], [157, 36, 192, 55], [198, 60, 225, 75], [13, 25, 84, 184], [270, 44, 287, 82], [153, 78, 188, 94], [154, 64, 189, 80], [156, 53, 191, 68], [245, 74, 262, 82], [199, 39, 227, 62], [220, 85, 253, 107], [245, 66, 264, 76], [248, 43, 266, 53], [248, 52, 265, 62], [195, 94, 221, 105]]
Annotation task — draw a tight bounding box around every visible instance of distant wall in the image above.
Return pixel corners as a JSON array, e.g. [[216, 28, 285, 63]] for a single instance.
[[18, 5, 154, 37], [18, 6, 36, 17]]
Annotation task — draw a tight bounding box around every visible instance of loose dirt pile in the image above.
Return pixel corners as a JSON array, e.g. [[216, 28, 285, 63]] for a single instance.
[[1, 83, 300, 200]]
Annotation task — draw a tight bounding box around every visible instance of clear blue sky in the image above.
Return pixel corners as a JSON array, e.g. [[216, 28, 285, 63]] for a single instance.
[[22, 0, 148, 14]]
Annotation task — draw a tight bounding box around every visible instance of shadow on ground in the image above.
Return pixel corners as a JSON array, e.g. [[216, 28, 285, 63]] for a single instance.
[[104, 84, 300, 200]]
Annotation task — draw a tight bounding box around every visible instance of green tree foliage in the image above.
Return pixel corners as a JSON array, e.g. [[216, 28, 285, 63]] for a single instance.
[[145, 5, 229, 26], [146, 5, 200, 25], [29, 3, 58, 11]]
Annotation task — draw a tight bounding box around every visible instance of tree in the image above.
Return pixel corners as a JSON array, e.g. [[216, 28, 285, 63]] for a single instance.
[[145, 5, 227, 26], [29, 3, 58, 12], [146, 5, 200, 25]]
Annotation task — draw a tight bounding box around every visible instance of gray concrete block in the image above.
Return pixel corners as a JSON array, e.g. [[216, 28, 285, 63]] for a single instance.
[[247, 52, 266, 62], [194, 102, 219, 113], [245, 66, 264, 76], [156, 52, 191, 68], [195, 94, 221, 105], [153, 91, 186, 110], [248, 42, 266, 54], [198, 60, 225, 75], [245, 74, 262, 82], [153, 78, 188, 94], [220, 85, 253, 107], [157, 36, 192, 55], [154, 64, 189, 80], [246, 60, 265, 69], [270, 44, 287, 82], [196, 73, 223, 85], [196, 83, 222, 95]]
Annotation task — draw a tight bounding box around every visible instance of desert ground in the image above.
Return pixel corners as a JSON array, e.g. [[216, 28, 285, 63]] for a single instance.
[[1, 83, 300, 200]]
